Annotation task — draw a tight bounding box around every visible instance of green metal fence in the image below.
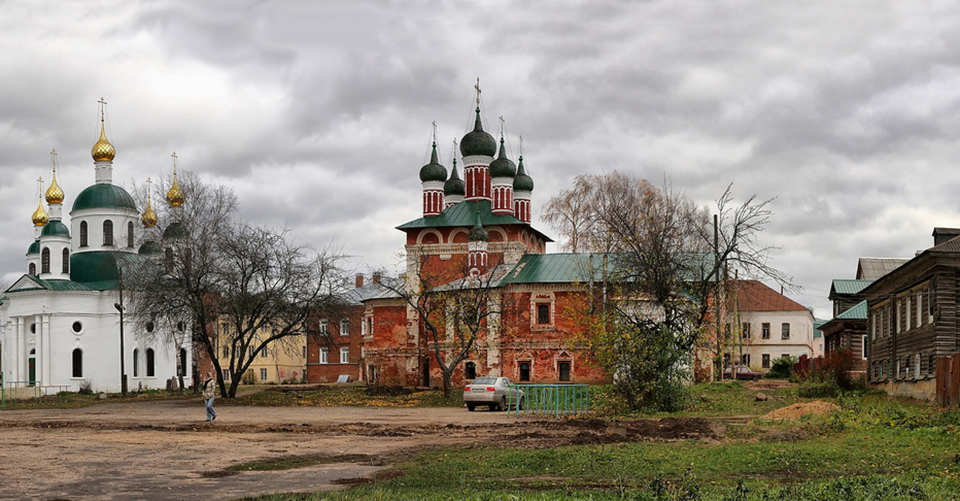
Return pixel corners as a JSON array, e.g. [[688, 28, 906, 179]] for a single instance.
[[510, 384, 591, 418], [1, 380, 69, 408]]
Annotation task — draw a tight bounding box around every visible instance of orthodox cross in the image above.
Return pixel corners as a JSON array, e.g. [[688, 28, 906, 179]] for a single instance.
[[37, 177, 43, 197], [518, 135, 524, 157], [498, 115, 505, 138], [50, 149, 58, 174], [431, 121, 438, 144], [474, 77, 481, 106], [171, 151, 179, 175], [98, 97, 107, 122]]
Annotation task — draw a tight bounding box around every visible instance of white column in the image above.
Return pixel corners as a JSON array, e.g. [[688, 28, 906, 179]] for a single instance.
[[42, 314, 52, 384], [16, 317, 24, 382], [35, 315, 43, 385]]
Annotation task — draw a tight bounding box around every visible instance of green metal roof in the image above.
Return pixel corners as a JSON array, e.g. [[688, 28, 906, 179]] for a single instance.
[[499, 253, 615, 285], [26, 239, 40, 256], [5, 274, 97, 293], [70, 250, 148, 289], [830, 279, 873, 295], [40, 220, 70, 238], [836, 300, 868, 320], [397, 200, 553, 242], [163, 221, 187, 239], [72, 184, 137, 212], [813, 319, 825, 339]]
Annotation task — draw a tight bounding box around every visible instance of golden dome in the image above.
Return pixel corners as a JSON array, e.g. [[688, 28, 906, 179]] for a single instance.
[[91, 120, 115, 162], [141, 199, 158, 228], [31, 198, 48, 226], [45, 171, 64, 205], [166, 154, 185, 206]]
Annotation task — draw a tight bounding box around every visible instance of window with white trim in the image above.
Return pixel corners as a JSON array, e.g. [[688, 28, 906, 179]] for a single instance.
[[320, 348, 329, 364], [319, 319, 328, 336], [340, 347, 350, 364], [340, 319, 349, 336], [259, 368, 267, 381]]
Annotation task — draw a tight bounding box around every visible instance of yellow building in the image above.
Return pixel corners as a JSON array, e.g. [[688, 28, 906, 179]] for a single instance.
[[242, 333, 307, 385]]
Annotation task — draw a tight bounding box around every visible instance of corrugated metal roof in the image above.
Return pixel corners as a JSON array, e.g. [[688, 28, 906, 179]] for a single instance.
[[830, 279, 873, 295], [731, 280, 809, 312], [836, 300, 867, 320], [396, 200, 553, 242], [856, 258, 909, 280]]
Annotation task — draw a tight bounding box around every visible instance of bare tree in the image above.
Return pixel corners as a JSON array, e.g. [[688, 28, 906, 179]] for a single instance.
[[376, 248, 512, 399], [129, 175, 346, 397], [546, 172, 789, 410]]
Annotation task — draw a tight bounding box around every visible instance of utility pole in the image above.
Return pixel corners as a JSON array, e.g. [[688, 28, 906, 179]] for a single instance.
[[713, 214, 722, 382], [114, 267, 128, 395]]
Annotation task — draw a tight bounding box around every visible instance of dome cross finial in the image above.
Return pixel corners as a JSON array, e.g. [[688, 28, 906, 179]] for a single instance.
[[475, 77, 482, 107], [166, 151, 186, 207], [98, 97, 107, 122]]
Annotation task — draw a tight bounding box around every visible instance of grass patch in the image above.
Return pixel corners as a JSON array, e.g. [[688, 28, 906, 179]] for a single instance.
[[0, 389, 193, 410]]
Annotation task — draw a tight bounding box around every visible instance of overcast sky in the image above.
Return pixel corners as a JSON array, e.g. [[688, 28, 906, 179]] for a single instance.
[[3, 1, 959, 318]]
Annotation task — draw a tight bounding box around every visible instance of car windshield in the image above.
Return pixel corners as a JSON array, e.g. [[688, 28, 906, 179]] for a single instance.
[[472, 377, 498, 385]]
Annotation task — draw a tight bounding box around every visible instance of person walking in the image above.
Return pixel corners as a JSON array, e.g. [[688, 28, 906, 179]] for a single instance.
[[202, 372, 217, 421]]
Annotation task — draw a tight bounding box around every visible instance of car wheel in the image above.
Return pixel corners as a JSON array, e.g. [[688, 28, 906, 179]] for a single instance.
[[518, 397, 525, 411], [752, 376, 759, 382], [500, 396, 507, 411], [467, 403, 476, 412]]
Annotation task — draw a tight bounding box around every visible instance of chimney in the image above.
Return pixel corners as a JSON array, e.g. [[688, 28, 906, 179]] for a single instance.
[[355, 274, 364, 288], [372, 272, 381, 284], [933, 227, 960, 246]]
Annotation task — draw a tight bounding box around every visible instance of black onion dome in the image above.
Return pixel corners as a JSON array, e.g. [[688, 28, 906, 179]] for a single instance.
[[513, 155, 534, 192], [419, 142, 447, 182], [488, 138, 517, 178], [459, 108, 496, 157], [444, 159, 465, 196]]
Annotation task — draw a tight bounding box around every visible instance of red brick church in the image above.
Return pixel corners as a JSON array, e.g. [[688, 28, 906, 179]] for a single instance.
[[307, 96, 609, 388]]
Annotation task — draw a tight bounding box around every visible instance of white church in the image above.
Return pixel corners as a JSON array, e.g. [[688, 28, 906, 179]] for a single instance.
[[0, 103, 191, 394]]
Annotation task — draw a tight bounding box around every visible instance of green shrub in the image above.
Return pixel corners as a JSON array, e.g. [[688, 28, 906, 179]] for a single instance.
[[768, 356, 797, 378]]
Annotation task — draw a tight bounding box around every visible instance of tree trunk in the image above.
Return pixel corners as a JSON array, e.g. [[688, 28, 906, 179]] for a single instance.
[[441, 367, 453, 399]]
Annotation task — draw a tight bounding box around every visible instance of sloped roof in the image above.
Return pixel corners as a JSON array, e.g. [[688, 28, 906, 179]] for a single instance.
[[396, 200, 552, 242], [731, 280, 808, 312], [836, 300, 868, 320], [499, 253, 614, 285], [339, 278, 402, 305], [856, 257, 909, 280], [931, 234, 960, 253], [5, 274, 97, 293], [830, 279, 873, 296]]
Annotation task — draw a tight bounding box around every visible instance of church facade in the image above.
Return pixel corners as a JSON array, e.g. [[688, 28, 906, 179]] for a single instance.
[[352, 100, 610, 388], [0, 105, 190, 394]]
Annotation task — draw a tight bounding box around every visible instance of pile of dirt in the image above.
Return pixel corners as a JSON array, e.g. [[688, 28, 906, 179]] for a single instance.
[[762, 400, 839, 420]]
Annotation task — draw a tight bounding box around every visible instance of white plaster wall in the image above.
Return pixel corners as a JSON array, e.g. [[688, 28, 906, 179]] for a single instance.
[[69, 208, 139, 254], [735, 310, 815, 371]]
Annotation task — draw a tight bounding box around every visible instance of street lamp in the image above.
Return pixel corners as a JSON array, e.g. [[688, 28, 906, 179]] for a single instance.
[[114, 266, 127, 395]]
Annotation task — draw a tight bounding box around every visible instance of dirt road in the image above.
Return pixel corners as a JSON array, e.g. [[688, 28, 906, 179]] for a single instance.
[[0, 399, 718, 501]]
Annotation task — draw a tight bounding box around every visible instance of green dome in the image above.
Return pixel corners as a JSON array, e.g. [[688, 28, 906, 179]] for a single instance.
[[468, 205, 488, 242], [489, 138, 517, 178], [163, 221, 187, 239], [72, 184, 137, 212], [138, 240, 161, 256], [444, 160, 465, 196], [40, 220, 70, 238], [26, 239, 40, 256], [513, 156, 534, 192], [418, 142, 447, 182], [460, 108, 496, 157]]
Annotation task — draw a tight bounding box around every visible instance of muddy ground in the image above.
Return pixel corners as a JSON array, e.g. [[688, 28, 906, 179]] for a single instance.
[[0, 399, 722, 501]]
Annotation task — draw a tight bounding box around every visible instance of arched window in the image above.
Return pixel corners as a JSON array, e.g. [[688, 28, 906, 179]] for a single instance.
[[41, 248, 50, 274], [103, 220, 114, 246], [72, 348, 83, 378], [80, 221, 88, 247], [133, 349, 140, 377], [62, 248, 69, 274], [127, 221, 135, 248], [164, 248, 174, 272], [465, 361, 477, 380], [29, 263, 36, 275], [146, 348, 155, 377]]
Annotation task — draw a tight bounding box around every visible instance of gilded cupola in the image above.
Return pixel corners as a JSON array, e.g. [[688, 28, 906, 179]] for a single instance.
[[142, 180, 158, 228], [166, 152, 185, 206], [45, 150, 64, 204], [32, 179, 48, 226], [91, 118, 116, 162]]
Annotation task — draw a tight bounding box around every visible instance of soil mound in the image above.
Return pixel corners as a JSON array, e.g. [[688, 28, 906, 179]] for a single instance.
[[762, 401, 839, 420]]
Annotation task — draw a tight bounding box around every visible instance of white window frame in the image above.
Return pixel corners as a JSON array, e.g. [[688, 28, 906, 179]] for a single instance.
[[320, 348, 329, 364], [319, 319, 329, 336], [340, 347, 350, 364], [259, 368, 268, 381], [340, 319, 349, 337]]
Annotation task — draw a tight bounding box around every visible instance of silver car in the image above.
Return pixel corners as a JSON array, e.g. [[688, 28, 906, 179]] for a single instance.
[[463, 376, 524, 411]]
